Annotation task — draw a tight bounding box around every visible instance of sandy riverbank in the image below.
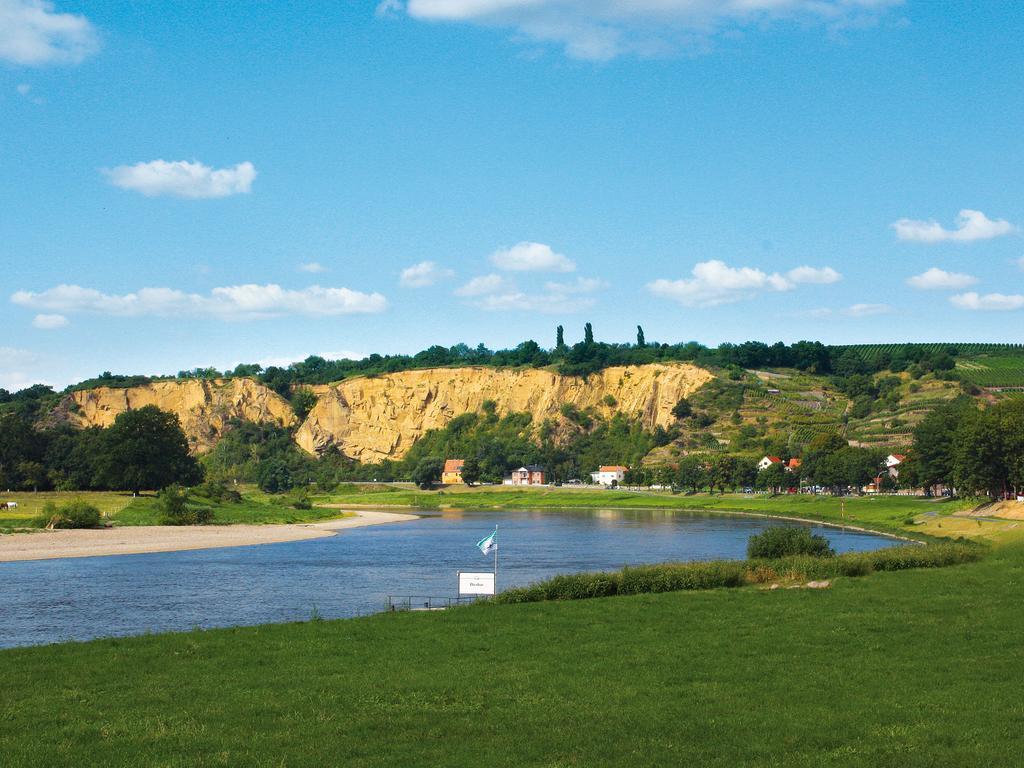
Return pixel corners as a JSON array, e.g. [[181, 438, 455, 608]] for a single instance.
[[0, 510, 419, 563]]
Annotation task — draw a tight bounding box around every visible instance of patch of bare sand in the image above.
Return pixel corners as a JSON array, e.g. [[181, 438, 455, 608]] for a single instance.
[[956, 500, 1024, 521], [0, 510, 418, 562]]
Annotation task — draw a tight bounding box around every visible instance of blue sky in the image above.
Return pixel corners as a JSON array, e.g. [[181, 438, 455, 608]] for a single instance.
[[2, 0, 1024, 390]]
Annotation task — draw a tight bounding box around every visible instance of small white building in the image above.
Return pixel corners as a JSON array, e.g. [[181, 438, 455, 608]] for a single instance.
[[885, 454, 907, 478], [590, 465, 627, 486], [758, 456, 783, 472]]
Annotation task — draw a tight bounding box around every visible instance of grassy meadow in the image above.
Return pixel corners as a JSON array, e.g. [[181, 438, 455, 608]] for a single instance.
[[0, 487, 349, 531], [2, 543, 1022, 766]]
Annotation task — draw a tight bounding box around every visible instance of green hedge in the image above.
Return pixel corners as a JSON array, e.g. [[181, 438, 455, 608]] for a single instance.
[[490, 543, 982, 605]]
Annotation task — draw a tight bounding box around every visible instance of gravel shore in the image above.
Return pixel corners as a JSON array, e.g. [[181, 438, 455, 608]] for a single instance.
[[0, 510, 418, 562]]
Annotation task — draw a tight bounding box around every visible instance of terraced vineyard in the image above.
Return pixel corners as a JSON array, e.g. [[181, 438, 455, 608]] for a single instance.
[[955, 355, 1024, 387], [838, 343, 1024, 364]]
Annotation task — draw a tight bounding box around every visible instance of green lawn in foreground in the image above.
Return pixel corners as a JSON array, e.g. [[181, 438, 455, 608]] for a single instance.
[[2, 544, 1022, 767]]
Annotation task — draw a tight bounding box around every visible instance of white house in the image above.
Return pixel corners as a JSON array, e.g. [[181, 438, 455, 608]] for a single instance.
[[885, 454, 907, 478], [758, 456, 783, 472], [590, 465, 627, 486]]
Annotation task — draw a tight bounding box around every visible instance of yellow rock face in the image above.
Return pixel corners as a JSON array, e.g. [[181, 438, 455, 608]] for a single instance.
[[294, 364, 713, 461], [65, 378, 296, 454]]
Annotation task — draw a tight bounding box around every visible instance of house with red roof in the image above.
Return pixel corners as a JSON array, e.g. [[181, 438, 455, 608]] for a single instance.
[[590, 465, 628, 486], [442, 459, 465, 485]]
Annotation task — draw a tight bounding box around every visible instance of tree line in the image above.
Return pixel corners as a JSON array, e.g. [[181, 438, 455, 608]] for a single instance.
[[4, 327, 993, 404], [0, 401, 200, 493], [902, 397, 1024, 498]]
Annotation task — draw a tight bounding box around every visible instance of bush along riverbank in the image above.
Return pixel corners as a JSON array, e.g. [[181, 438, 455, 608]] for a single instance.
[[491, 542, 982, 604]]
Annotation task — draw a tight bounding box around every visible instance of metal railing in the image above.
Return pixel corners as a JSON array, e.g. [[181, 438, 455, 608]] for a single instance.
[[385, 595, 480, 612]]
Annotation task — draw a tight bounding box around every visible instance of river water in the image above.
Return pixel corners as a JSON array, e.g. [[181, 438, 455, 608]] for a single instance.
[[0, 508, 899, 648]]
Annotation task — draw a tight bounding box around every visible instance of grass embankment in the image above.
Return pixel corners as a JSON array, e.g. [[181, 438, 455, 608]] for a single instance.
[[315, 483, 1019, 542], [1, 544, 1021, 766], [493, 543, 981, 603], [0, 488, 349, 531]]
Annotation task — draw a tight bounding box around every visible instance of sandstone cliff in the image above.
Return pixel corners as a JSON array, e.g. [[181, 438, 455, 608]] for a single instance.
[[61, 378, 296, 453], [294, 364, 713, 461], [56, 364, 713, 460]]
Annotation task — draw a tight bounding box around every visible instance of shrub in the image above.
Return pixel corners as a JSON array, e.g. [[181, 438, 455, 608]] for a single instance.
[[411, 458, 444, 490], [197, 480, 242, 503], [747, 527, 835, 559], [258, 459, 294, 493], [864, 543, 981, 571], [39, 500, 102, 529], [159, 484, 214, 526], [671, 398, 692, 419]]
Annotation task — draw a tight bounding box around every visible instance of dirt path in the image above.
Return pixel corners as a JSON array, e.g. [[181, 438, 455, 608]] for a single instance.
[[0, 510, 418, 563]]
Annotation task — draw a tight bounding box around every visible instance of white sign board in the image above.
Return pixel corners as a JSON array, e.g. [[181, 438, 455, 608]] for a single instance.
[[459, 571, 495, 596]]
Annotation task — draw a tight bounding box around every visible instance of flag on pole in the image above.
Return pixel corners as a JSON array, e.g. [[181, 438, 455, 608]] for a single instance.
[[477, 528, 497, 556]]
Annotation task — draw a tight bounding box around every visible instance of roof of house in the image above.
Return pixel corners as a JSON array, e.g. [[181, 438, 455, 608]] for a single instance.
[[762, 456, 783, 464], [787, 458, 802, 467], [598, 465, 628, 472], [443, 459, 465, 473], [515, 464, 545, 473], [890, 454, 907, 462]]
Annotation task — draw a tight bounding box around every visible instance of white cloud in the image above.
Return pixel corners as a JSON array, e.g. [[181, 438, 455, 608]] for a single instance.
[[398, 0, 900, 60], [906, 267, 978, 291], [647, 260, 796, 307], [1016, 256, 1024, 271], [400, 260, 454, 287], [104, 160, 257, 199], [16, 83, 31, 95], [298, 262, 327, 274], [843, 303, 894, 317], [32, 313, 67, 329], [892, 209, 1016, 243], [11, 283, 387, 320], [543, 277, 606, 294], [950, 292, 1024, 311], [471, 290, 595, 313], [456, 273, 601, 312], [0, 0, 99, 66], [454, 273, 507, 296], [490, 242, 575, 273], [786, 266, 842, 284]]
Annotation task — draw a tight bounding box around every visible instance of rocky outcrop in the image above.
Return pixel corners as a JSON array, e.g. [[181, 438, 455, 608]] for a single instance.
[[60, 378, 296, 453], [55, 364, 713, 461], [294, 364, 713, 461]]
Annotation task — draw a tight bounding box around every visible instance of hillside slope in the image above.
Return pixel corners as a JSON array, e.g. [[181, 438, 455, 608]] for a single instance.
[[295, 364, 713, 461], [50, 364, 712, 461], [55, 378, 297, 454]]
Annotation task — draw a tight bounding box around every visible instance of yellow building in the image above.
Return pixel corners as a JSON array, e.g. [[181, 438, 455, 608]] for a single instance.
[[442, 459, 465, 485]]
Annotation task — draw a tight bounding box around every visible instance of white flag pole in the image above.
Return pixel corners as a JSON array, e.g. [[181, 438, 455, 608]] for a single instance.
[[494, 524, 498, 592]]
